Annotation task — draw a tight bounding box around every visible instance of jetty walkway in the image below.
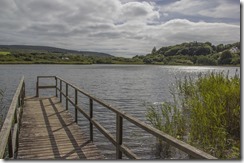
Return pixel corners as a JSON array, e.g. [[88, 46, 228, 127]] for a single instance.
[[0, 76, 217, 159]]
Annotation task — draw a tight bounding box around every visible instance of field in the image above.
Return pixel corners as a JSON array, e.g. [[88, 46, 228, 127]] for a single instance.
[[0, 51, 10, 55]]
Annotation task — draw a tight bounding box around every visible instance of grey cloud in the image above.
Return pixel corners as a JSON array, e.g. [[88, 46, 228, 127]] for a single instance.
[[118, 1, 160, 23], [162, 0, 240, 20], [0, 0, 240, 57], [89, 32, 122, 39]]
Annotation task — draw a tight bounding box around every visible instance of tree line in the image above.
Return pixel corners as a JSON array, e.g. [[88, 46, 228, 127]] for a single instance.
[[133, 41, 240, 65], [0, 41, 240, 65]]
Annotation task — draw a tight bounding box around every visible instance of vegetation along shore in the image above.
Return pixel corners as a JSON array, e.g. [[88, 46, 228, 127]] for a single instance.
[[0, 41, 240, 66]]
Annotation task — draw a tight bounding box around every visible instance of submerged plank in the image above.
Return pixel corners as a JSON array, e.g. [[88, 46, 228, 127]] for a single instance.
[[17, 96, 104, 160]]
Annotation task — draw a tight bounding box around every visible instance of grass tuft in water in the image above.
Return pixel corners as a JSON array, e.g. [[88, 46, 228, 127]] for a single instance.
[[146, 71, 240, 159]]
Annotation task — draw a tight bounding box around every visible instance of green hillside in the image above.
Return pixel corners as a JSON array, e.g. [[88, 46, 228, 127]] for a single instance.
[[133, 41, 240, 66], [0, 45, 113, 57]]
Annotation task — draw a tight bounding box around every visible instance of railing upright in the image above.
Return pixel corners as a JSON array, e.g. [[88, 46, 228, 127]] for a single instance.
[[66, 83, 68, 110], [116, 114, 123, 159], [36, 78, 39, 97], [55, 77, 58, 97], [8, 131, 13, 158], [60, 80, 62, 102], [75, 89, 78, 123], [89, 98, 93, 142]]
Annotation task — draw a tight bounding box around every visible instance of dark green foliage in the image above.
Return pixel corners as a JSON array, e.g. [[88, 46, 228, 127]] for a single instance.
[[143, 57, 153, 64], [231, 57, 240, 65], [218, 50, 232, 65], [151, 47, 157, 54], [164, 46, 182, 56], [196, 55, 217, 65], [142, 41, 240, 66]]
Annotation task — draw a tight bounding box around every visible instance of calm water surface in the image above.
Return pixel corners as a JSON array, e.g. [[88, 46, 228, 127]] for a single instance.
[[0, 64, 240, 159]]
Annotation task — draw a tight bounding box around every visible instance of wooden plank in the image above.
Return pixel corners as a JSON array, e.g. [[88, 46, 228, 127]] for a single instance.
[[17, 96, 104, 160], [38, 86, 56, 89], [37, 76, 56, 79]]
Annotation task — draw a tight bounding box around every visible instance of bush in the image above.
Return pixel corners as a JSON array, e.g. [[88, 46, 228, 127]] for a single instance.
[[218, 50, 232, 65], [146, 71, 240, 159], [183, 72, 240, 158], [196, 55, 217, 65]]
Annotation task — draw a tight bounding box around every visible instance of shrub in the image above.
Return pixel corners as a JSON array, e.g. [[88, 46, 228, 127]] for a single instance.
[[146, 71, 240, 159]]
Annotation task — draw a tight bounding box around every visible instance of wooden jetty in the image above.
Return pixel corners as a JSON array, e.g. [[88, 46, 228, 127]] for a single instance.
[[17, 96, 104, 159], [0, 76, 217, 160]]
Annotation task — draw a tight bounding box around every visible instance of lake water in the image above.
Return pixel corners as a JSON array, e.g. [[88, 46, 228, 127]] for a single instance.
[[0, 64, 240, 159]]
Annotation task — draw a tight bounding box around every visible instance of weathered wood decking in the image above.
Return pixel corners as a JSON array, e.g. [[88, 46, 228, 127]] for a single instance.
[[17, 96, 104, 159], [0, 76, 217, 160]]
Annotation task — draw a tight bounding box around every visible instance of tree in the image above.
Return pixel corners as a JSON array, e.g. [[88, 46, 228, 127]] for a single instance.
[[196, 55, 217, 65], [218, 50, 232, 65], [143, 57, 153, 64], [152, 47, 157, 55], [216, 44, 224, 52]]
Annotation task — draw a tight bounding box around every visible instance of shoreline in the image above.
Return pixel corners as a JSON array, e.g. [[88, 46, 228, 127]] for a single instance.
[[0, 62, 240, 67]]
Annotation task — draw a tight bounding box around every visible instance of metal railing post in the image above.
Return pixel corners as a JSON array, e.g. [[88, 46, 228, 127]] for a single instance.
[[89, 98, 93, 141], [116, 114, 123, 159]]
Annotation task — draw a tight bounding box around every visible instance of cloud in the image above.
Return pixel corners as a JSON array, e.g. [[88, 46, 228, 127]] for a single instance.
[[162, 0, 240, 19], [157, 19, 239, 45], [117, 1, 160, 23], [0, 0, 240, 57]]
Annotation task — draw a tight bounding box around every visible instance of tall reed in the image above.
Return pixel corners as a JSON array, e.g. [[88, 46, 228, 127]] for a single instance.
[[146, 71, 240, 159]]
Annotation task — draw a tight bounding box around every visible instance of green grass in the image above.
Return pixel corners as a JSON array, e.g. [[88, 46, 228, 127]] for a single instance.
[[0, 51, 10, 55], [146, 71, 240, 159]]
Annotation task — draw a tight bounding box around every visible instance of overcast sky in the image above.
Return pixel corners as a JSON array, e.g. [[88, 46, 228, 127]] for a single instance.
[[0, 0, 240, 57]]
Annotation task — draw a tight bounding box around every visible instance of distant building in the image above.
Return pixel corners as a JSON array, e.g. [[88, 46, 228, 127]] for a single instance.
[[61, 57, 69, 60], [229, 47, 240, 53]]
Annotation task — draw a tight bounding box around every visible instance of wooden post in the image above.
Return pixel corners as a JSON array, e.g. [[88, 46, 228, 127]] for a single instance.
[[23, 82, 25, 98], [89, 98, 93, 142], [60, 80, 62, 102], [17, 95, 21, 108], [75, 89, 78, 123], [8, 131, 13, 158], [22, 82, 25, 106], [55, 77, 58, 97], [66, 83, 68, 110], [36, 80, 39, 97], [116, 114, 123, 159]]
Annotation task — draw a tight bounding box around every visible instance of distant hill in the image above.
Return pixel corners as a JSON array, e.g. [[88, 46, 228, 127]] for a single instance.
[[0, 45, 113, 57], [132, 41, 240, 65]]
